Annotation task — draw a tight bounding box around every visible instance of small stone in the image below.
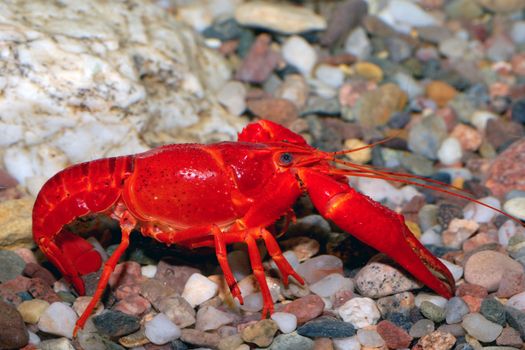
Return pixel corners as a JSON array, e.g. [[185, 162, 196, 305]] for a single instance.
[[297, 317, 356, 338], [181, 273, 218, 307], [280, 237, 319, 263], [332, 336, 360, 350], [439, 259, 463, 282], [485, 119, 525, 151], [144, 313, 181, 345], [437, 137, 463, 166], [486, 139, 525, 197], [436, 323, 465, 338], [37, 302, 78, 339], [508, 291, 525, 312], [464, 250, 523, 291], [497, 270, 525, 298], [279, 295, 325, 324], [445, 297, 470, 324], [270, 332, 315, 350], [505, 306, 525, 339], [356, 328, 384, 347], [420, 301, 446, 323], [377, 320, 412, 348], [321, 0, 368, 47], [0, 249, 26, 283], [480, 298, 506, 326], [22, 262, 56, 286], [217, 81, 247, 116], [439, 37, 469, 59], [17, 299, 49, 324], [309, 273, 348, 298], [463, 196, 501, 223], [417, 331, 456, 350], [154, 261, 200, 295], [456, 283, 488, 298], [218, 334, 243, 350], [281, 36, 317, 76], [241, 319, 279, 347], [246, 97, 298, 126], [141, 265, 156, 278], [0, 300, 29, 349], [275, 74, 309, 110], [426, 81, 458, 108], [28, 277, 61, 303], [355, 259, 422, 298], [376, 292, 415, 317], [109, 261, 143, 289], [415, 293, 448, 308], [496, 326, 523, 347], [195, 305, 235, 331], [344, 27, 371, 60], [462, 313, 503, 342], [503, 197, 525, 221], [234, 1, 326, 34], [338, 297, 381, 328], [295, 255, 343, 284], [271, 312, 297, 334], [180, 328, 220, 348], [408, 115, 447, 160], [409, 319, 435, 338], [113, 294, 151, 316], [235, 34, 280, 84], [154, 294, 196, 328], [353, 62, 384, 83], [92, 310, 140, 337], [38, 338, 75, 350], [0, 198, 34, 250], [343, 139, 372, 164]]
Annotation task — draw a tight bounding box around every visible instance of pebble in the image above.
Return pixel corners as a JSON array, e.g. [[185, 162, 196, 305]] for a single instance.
[[353, 62, 384, 83], [195, 305, 234, 331], [480, 298, 506, 326], [496, 326, 523, 348], [505, 306, 525, 339], [0, 300, 29, 349], [426, 81, 458, 108], [450, 123, 482, 151], [271, 312, 297, 334], [180, 328, 220, 349], [295, 255, 343, 284], [463, 196, 501, 223], [240, 319, 279, 347], [297, 317, 356, 338], [315, 64, 345, 89], [23, 262, 56, 286], [420, 301, 446, 323], [503, 197, 525, 221], [280, 295, 325, 324], [280, 237, 319, 263], [408, 115, 447, 160], [218, 334, 243, 350], [475, 0, 525, 12], [154, 262, 200, 295], [338, 297, 381, 328], [37, 302, 78, 339], [235, 34, 280, 84], [376, 292, 415, 317], [497, 270, 525, 298], [442, 218, 479, 249], [28, 277, 61, 303], [321, 0, 368, 47], [416, 330, 456, 349], [144, 313, 181, 345], [217, 81, 247, 115], [343, 139, 372, 164], [17, 299, 49, 324], [409, 319, 435, 338], [445, 297, 470, 324], [462, 313, 503, 342], [332, 336, 360, 350], [0, 249, 26, 283], [377, 320, 413, 348], [379, 0, 439, 33], [92, 310, 140, 338], [281, 36, 317, 76], [181, 273, 218, 307], [275, 75, 309, 110], [437, 137, 463, 165], [485, 139, 525, 197], [309, 273, 348, 298], [439, 258, 463, 282], [141, 265, 157, 278], [507, 291, 525, 312], [269, 332, 314, 350], [415, 293, 448, 308], [114, 294, 151, 316], [344, 27, 371, 60], [246, 97, 298, 126], [355, 259, 422, 298], [464, 250, 523, 291], [38, 338, 75, 350], [356, 328, 384, 347], [234, 1, 326, 34]]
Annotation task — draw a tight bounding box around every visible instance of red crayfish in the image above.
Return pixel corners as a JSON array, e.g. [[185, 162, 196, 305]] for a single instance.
[[32, 119, 513, 336]]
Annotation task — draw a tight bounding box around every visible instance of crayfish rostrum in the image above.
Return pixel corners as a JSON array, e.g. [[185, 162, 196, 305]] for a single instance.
[[32, 119, 511, 335]]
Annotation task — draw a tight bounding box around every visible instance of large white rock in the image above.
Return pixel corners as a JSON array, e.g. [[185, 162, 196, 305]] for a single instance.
[[0, 0, 245, 195]]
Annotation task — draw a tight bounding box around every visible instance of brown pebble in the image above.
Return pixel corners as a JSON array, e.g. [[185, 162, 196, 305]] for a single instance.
[[485, 119, 524, 152], [180, 329, 220, 348], [113, 295, 151, 316], [450, 124, 482, 151], [240, 319, 278, 347], [456, 283, 488, 298], [464, 250, 523, 291], [0, 300, 29, 349], [314, 337, 334, 350], [115, 284, 141, 300], [246, 97, 298, 127], [376, 320, 412, 348], [109, 261, 143, 289], [497, 270, 525, 298], [235, 34, 281, 84], [461, 295, 482, 313], [496, 326, 523, 347], [153, 261, 200, 295], [23, 263, 56, 286], [28, 278, 61, 303], [279, 295, 325, 324], [320, 0, 368, 47], [426, 81, 458, 107], [485, 138, 525, 197]]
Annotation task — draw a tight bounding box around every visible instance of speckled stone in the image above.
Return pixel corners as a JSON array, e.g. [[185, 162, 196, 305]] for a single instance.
[[270, 332, 315, 350], [241, 319, 279, 347], [279, 295, 325, 324], [0, 249, 26, 283], [420, 301, 446, 323], [505, 306, 525, 339], [376, 292, 415, 317], [92, 310, 140, 337], [376, 320, 413, 348], [0, 300, 29, 349], [417, 331, 456, 349], [445, 297, 470, 324], [409, 319, 435, 338], [297, 317, 356, 338], [480, 298, 506, 326]]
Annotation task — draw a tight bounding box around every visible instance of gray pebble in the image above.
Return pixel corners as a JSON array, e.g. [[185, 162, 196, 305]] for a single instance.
[[445, 297, 470, 324]]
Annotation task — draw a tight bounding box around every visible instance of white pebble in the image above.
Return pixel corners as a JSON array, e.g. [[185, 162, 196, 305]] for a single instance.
[[471, 110, 498, 131], [281, 36, 317, 76], [356, 177, 404, 206], [503, 197, 525, 221], [196, 306, 235, 331], [28, 330, 40, 345], [511, 21, 525, 45], [141, 265, 157, 278], [239, 292, 263, 312], [463, 196, 501, 223], [315, 64, 345, 89], [462, 313, 502, 343], [309, 273, 348, 298], [439, 258, 463, 282], [37, 302, 78, 339], [420, 227, 443, 246], [338, 297, 380, 328], [333, 336, 361, 350], [271, 312, 297, 334], [145, 313, 181, 345], [217, 81, 247, 116], [344, 27, 371, 60], [498, 220, 519, 247], [437, 137, 462, 165], [357, 328, 385, 347], [415, 293, 447, 308], [507, 291, 525, 311], [181, 273, 219, 307]]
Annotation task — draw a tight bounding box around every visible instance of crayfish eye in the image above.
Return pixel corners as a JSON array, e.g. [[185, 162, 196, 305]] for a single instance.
[[279, 152, 293, 166]]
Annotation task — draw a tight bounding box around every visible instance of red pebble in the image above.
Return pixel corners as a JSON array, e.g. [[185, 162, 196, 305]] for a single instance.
[[377, 320, 413, 348]]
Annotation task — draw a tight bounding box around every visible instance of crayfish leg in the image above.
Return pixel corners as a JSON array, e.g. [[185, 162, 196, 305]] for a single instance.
[[73, 211, 137, 337]]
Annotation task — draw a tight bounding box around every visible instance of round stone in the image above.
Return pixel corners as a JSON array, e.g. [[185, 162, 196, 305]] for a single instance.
[[357, 328, 385, 347], [0, 250, 26, 283], [17, 299, 50, 324], [503, 197, 525, 221], [462, 313, 503, 342], [37, 302, 78, 339], [338, 297, 381, 328], [281, 36, 317, 76], [271, 312, 297, 334], [464, 250, 524, 291], [437, 137, 463, 165]]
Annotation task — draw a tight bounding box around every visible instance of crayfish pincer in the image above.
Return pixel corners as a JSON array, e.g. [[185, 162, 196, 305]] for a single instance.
[[32, 119, 512, 336]]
